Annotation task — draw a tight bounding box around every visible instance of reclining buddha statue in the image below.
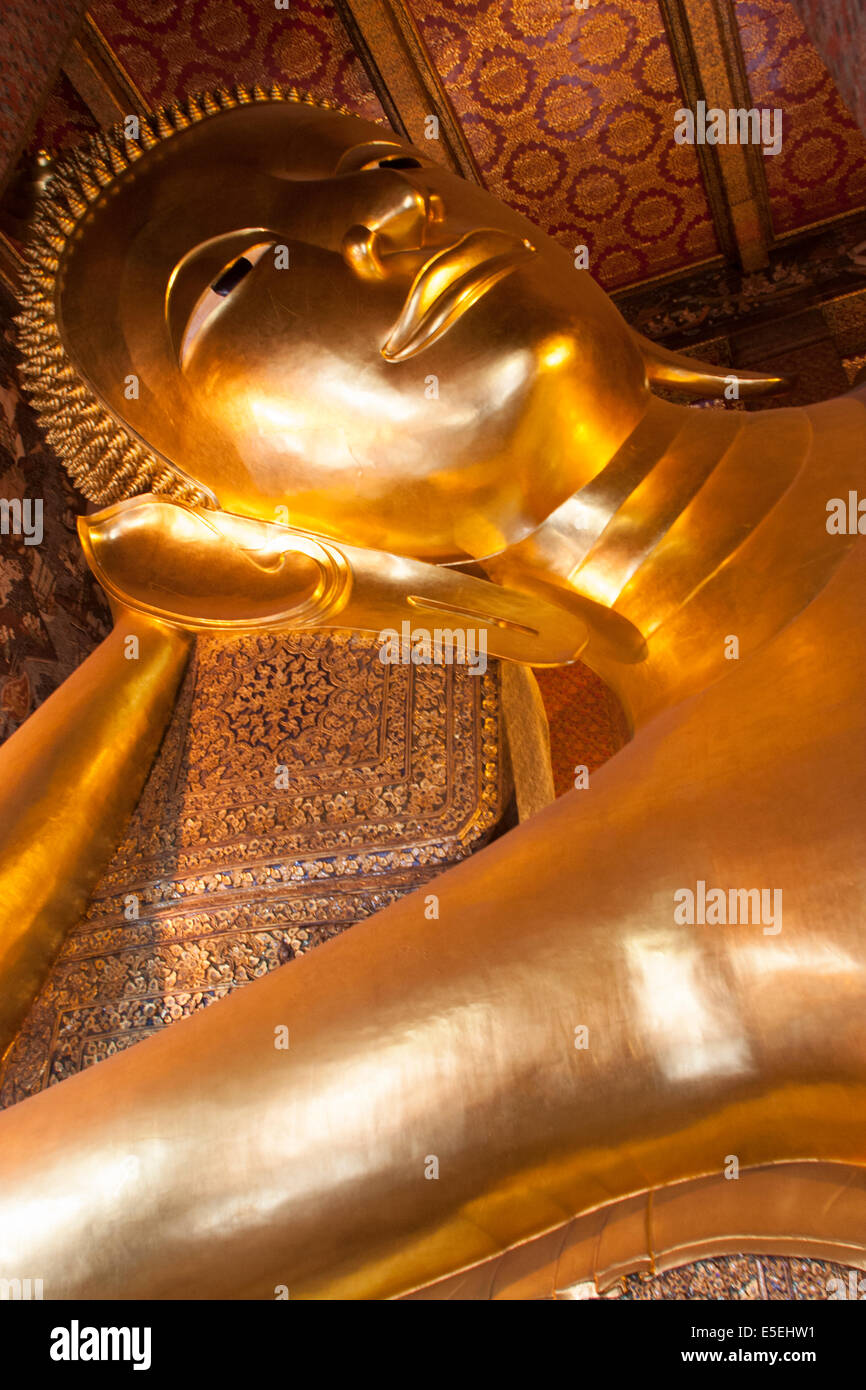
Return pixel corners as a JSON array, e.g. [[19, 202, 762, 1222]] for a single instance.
[[0, 85, 865, 1300]]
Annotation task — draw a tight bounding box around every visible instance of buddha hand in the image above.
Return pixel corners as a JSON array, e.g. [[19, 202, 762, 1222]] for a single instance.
[[77, 493, 589, 668]]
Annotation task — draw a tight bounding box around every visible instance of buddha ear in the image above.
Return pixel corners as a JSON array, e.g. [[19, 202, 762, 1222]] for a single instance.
[[633, 330, 791, 399]]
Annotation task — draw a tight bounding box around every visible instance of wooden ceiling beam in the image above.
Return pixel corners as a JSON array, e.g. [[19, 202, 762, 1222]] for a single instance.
[[61, 11, 150, 128], [333, 0, 482, 184], [661, 0, 773, 271]]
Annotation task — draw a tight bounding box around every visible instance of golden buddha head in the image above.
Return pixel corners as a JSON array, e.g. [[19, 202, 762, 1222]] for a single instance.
[[18, 86, 655, 565]]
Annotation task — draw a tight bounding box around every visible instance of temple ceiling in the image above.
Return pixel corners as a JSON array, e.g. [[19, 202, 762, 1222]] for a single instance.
[[2, 0, 864, 299]]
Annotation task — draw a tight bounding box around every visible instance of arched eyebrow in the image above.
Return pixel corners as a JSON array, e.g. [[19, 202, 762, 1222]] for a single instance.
[[179, 241, 274, 369]]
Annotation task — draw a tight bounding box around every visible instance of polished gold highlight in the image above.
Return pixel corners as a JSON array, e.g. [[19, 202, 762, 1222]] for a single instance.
[[0, 86, 865, 1303]]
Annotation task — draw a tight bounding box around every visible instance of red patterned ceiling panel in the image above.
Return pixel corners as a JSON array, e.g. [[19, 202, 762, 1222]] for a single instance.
[[86, 0, 384, 121], [734, 0, 866, 235], [0, 0, 85, 188], [30, 71, 99, 154], [407, 0, 721, 290]]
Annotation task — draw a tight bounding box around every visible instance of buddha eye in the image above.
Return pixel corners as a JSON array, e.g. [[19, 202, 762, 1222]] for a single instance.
[[373, 155, 423, 170], [337, 143, 428, 176], [211, 256, 255, 297], [179, 240, 274, 368]]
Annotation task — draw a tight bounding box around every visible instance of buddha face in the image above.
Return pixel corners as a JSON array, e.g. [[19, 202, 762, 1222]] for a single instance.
[[58, 98, 649, 562]]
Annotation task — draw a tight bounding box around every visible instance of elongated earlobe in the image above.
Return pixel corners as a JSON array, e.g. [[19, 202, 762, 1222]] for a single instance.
[[633, 330, 791, 399]]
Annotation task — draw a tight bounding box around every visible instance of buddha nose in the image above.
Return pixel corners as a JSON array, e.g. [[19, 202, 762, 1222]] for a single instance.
[[342, 186, 446, 282]]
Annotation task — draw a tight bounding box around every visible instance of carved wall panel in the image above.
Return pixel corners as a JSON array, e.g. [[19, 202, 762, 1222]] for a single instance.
[[0, 630, 505, 1107]]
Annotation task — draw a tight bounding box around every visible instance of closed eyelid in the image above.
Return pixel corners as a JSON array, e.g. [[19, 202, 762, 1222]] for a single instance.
[[334, 141, 429, 175], [362, 154, 425, 170], [179, 241, 274, 369]]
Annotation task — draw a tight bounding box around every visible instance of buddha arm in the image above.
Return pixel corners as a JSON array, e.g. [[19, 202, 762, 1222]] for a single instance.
[[0, 613, 191, 1059], [0, 546, 863, 1299]]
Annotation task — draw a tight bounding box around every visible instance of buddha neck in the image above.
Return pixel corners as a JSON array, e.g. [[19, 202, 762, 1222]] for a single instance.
[[489, 387, 866, 729]]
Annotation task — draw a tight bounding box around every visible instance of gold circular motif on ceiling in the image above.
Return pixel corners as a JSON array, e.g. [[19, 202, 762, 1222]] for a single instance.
[[572, 169, 623, 218], [270, 28, 328, 84], [540, 81, 597, 137], [193, 3, 253, 56], [626, 190, 679, 239], [506, 144, 564, 196], [778, 45, 827, 96], [476, 52, 534, 110], [602, 107, 658, 161], [577, 13, 632, 69], [789, 133, 843, 186]]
